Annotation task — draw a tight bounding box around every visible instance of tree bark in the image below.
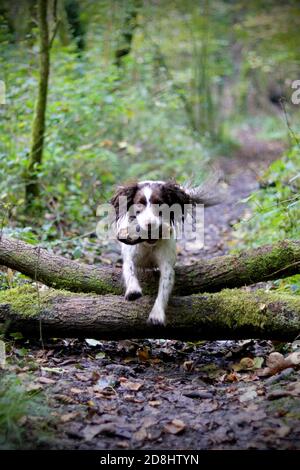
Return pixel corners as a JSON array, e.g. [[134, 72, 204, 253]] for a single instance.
[[114, 0, 142, 67], [0, 236, 299, 296], [0, 286, 300, 341], [25, 0, 50, 206]]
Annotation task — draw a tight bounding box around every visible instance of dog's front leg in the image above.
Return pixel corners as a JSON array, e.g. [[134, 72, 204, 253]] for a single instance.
[[122, 248, 142, 301], [147, 261, 174, 326]]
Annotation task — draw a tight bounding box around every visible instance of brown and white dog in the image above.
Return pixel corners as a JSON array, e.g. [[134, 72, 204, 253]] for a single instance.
[[111, 179, 218, 326]]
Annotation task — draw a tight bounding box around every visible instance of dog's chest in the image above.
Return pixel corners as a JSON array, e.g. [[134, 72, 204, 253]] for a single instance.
[[133, 243, 160, 268]]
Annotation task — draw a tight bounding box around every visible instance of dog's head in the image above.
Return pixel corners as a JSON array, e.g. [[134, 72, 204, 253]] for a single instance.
[[110, 180, 193, 245], [110, 177, 220, 245]]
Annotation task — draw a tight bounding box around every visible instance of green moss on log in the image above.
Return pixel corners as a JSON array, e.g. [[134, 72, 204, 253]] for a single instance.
[[0, 285, 41, 317], [0, 285, 83, 318], [243, 240, 300, 282]]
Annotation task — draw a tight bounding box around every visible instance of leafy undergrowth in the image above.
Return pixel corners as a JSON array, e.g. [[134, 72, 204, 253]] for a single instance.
[[1, 336, 300, 450], [0, 370, 51, 449], [235, 141, 300, 294]]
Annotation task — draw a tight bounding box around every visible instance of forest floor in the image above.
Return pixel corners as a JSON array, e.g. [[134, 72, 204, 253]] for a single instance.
[[5, 132, 300, 450]]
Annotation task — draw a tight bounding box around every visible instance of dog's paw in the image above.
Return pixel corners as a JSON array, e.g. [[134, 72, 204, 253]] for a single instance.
[[147, 306, 166, 326], [125, 290, 142, 301]]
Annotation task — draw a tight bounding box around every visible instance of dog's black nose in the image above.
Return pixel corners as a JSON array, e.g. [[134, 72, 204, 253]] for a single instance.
[[136, 224, 141, 233]]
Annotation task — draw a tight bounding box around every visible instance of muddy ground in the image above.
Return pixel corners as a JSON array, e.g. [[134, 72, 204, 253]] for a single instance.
[[3, 134, 300, 450]]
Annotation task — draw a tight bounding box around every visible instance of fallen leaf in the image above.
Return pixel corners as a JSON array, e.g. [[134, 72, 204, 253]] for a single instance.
[[239, 389, 257, 403], [183, 361, 194, 372], [276, 425, 291, 438], [100, 139, 113, 148], [164, 419, 186, 435], [137, 348, 149, 362], [82, 423, 116, 441], [133, 427, 147, 442], [183, 390, 214, 399], [116, 441, 129, 448], [224, 372, 239, 382], [75, 373, 91, 382], [233, 357, 264, 372], [55, 394, 77, 404], [120, 380, 143, 391], [61, 411, 79, 423], [70, 387, 84, 394], [149, 400, 161, 407], [286, 381, 300, 396], [38, 376, 56, 385], [94, 376, 116, 391], [41, 367, 64, 375], [259, 351, 300, 377], [95, 352, 106, 359], [85, 339, 102, 347]]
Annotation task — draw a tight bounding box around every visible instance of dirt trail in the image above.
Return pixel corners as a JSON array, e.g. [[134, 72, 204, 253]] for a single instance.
[[7, 136, 300, 450]]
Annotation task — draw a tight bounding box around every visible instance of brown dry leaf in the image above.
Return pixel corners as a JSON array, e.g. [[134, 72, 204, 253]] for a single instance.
[[38, 376, 56, 385], [183, 361, 194, 372], [75, 373, 90, 382], [82, 423, 116, 441], [70, 387, 84, 394], [164, 419, 186, 435], [286, 352, 300, 366], [124, 394, 144, 403], [224, 372, 239, 382], [133, 427, 147, 442], [100, 139, 113, 148], [149, 400, 161, 407], [286, 381, 300, 396], [120, 380, 143, 391], [55, 394, 77, 404], [276, 425, 291, 438], [60, 411, 79, 423], [150, 358, 161, 364], [116, 441, 129, 448], [137, 348, 149, 362], [117, 340, 137, 353], [260, 351, 300, 377]]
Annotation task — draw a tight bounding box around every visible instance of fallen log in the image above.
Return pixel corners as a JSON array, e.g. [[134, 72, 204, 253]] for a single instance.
[[0, 285, 300, 340], [0, 236, 300, 295]]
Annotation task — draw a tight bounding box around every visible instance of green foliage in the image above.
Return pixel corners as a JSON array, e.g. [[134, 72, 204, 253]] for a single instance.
[[0, 0, 299, 245], [0, 372, 48, 449], [0, 38, 211, 239], [235, 142, 300, 293]]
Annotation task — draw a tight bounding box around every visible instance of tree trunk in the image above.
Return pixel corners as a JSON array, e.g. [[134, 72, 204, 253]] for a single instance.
[[25, 0, 50, 207], [114, 0, 142, 67], [0, 236, 299, 296], [0, 285, 300, 340], [64, 0, 85, 52]]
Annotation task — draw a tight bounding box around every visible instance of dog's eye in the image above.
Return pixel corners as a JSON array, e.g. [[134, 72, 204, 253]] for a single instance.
[[135, 203, 145, 213]]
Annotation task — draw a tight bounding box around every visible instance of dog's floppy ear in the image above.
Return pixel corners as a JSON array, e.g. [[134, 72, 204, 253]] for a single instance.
[[110, 183, 138, 220], [161, 181, 191, 225], [162, 181, 191, 209]]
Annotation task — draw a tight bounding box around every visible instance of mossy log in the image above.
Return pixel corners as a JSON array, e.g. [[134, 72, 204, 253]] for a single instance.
[[0, 286, 300, 340], [0, 236, 300, 296]]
